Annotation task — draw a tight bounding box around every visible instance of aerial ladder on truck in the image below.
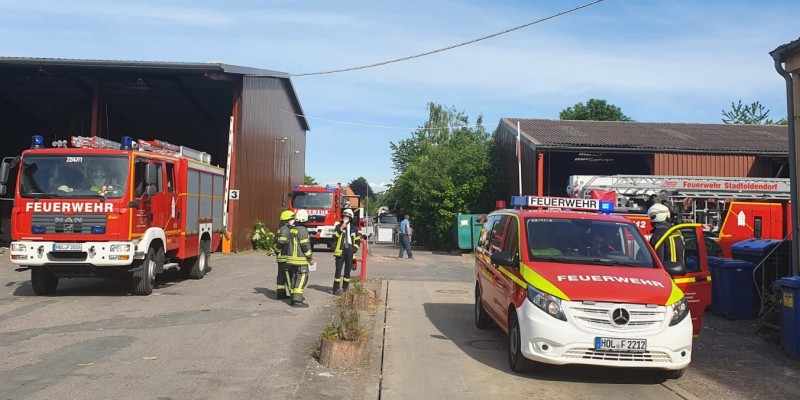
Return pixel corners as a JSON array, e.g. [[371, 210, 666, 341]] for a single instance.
[[568, 174, 792, 257]]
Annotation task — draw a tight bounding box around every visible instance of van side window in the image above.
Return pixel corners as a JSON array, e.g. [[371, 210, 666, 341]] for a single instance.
[[491, 216, 509, 252], [133, 159, 147, 198], [502, 218, 519, 266], [479, 216, 499, 252]]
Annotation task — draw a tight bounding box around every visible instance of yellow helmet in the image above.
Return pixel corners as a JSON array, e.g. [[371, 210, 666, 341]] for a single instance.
[[280, 210, 296, 221]]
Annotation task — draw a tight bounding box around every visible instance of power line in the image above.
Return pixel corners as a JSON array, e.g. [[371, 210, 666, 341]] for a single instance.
[[279, 108, 484, 131], [291, 0, 604, 77]]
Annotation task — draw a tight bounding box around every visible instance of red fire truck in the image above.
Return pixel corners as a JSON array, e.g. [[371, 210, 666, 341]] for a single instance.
[[0, 135, 225, 295], [568, 175, 792, 258], [286, 185, 361, 248]]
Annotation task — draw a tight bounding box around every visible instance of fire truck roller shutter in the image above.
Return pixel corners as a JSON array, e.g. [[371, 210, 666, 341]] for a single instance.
[[186, 170, 200, 234], [212, 174, 224, 234], [200, 172, 213, 226]]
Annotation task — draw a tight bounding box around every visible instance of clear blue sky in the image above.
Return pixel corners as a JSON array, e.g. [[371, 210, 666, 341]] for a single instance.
[[1, 0, 798, 192]]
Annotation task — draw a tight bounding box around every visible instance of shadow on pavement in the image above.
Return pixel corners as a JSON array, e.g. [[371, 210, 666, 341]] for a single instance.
[[306, 284, 334, 295], [11, 268, 208, 297], [424, 302, 669, 384]]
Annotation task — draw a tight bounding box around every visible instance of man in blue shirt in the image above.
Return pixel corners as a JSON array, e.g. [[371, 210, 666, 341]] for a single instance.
[[398, 214, 414, 259]]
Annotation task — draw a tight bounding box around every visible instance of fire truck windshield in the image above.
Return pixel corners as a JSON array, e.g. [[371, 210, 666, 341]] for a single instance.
[[526, 217, 656, 268], [291, 191, 334, 209], [19, 155, 129, 199]]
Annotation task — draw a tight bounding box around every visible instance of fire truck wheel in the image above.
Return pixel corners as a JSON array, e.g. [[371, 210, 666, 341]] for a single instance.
[[186, 240, 209, 279], [31, 268, 58, 295], [475, 284, 494, 329], [132, 247, 159, 295], [508, 314, 536, 373]]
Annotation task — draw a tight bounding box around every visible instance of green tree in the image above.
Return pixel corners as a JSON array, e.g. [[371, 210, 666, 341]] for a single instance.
[[722, 100, 787, 125], [304, 175, 318, 185], [347, 177, 376, 200], [559, 99, 632, 121], [382, 103, 506, 250]]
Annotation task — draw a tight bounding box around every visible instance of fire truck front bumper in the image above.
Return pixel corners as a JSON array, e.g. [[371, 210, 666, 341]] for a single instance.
[[9, 241, 137, 267]]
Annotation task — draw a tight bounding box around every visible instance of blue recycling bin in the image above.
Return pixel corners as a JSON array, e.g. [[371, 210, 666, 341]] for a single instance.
[[713, 259, 758, 320], [776, 276, 800, 360], [705, 256, 728, 314]]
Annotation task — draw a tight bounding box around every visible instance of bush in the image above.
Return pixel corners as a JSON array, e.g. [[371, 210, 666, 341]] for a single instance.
[[324, 291, 368, 341], [252, 220, 277, 254]]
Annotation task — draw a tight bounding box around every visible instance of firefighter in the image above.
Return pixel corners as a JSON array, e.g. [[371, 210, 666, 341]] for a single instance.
[[275, 209, 295, 300], [332, 208, 360, 295], [286, 209, 313, 308], [647, 203, 685, 266]]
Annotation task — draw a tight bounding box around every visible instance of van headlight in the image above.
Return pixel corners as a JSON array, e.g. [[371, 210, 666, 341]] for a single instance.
[[669, 297, 689, 326], [527, 285, 567, 321]]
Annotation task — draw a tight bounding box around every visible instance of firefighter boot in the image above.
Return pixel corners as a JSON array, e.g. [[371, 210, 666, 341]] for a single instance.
[[276, 263, 289, 300], [333, 278, 342, 295]]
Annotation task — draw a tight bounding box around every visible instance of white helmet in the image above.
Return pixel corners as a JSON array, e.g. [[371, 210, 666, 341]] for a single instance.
[[342, 209, 354, 218], [295, 209, 309, 223], [647, 203, 670, 223]]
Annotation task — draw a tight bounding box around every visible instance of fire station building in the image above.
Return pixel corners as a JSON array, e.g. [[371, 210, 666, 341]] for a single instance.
[[494, 119, 790, 198], [0, 57, 309, 251]]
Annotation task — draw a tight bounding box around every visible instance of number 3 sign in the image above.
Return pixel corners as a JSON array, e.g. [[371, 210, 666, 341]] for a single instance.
[[229, 189, 240, 200]]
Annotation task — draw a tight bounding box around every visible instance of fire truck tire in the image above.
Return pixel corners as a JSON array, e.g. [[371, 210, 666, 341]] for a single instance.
[[664, 368, 685, 379], [186, 240, 209, 279], [132, 247, 159, 295], [31, 268, 58, 295], [508, 314, 537, 373], [475, 284, 494, 329]]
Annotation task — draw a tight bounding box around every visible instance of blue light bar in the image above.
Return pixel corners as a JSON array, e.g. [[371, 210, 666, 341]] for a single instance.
[[510, 196, 527, 207], [91, 226, 106, 234], [599, 201, 615, 213], [292, 185, 300, 190], [32, 226, 45, 234], [31, 135, 44, 149], [120, 136, 134, 150], [325, 185, 335, 191]]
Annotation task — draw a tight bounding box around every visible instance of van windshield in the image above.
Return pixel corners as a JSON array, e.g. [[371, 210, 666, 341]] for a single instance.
[[526, 217, 656, 268], [19, 155, 129, 199]]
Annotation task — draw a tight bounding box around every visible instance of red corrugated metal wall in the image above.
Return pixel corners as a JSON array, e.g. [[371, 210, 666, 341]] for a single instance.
[[231, 76, 306, 251], [653, 153, 767, 176]]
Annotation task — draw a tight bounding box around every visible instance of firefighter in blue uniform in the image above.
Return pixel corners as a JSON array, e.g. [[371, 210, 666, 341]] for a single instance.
[[332, 209, 360, 295], [286, 209, 313, 308]]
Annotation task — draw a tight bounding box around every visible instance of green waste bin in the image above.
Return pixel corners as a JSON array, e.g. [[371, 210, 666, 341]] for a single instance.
[[455, 214, 487, 250]]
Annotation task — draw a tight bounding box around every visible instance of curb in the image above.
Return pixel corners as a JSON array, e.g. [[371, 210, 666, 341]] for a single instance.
[[362, 279, 389, 400]]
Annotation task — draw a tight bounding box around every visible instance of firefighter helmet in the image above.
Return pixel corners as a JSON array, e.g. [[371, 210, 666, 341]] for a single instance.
[[280, 210, 296, 221], [342, 209, 354, 218], [295, 209, 309, 223], [647, 203, 671, 223]]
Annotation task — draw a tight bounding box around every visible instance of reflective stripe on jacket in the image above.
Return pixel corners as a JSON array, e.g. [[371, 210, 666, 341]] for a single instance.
[[286, 225, 312, 266], [650, 224, 685, 265], [276, 223, 290, 263], [332, 221, 360, 257]]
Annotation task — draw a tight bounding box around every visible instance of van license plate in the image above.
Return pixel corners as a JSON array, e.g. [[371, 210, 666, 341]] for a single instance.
[[595, 337, 647, 352], [53, 243, 82, 251]]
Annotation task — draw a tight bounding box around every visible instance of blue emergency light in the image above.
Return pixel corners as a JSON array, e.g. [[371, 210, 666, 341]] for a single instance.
[[325, 185, 335, 191], [31, 135, 44, 149], [91, 226, 106, 234], [292, 185, 300, 190], [510, 196, 527, 207], [32, 226, 45, 234], [120, 136, 134, 150], [599, 201, 615, 213]]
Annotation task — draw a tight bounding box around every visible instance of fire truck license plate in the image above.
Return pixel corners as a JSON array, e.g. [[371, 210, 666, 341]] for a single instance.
[[53, 243, 82, 251], [595, 337, 647, 352]]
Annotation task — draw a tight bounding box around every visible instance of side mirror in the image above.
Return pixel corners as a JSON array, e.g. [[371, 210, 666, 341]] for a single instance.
[[490, 250, 514, 267], [0, 160, 9, 184], [145, 163, 158, 185], [146, 185, 157, 196], [663, 261, 687, 277]]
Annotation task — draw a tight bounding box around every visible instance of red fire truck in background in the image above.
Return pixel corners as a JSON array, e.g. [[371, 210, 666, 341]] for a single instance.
[[0, 135, 225, 295], [568, 175, 792, 258], [286, 184, 361, 248]]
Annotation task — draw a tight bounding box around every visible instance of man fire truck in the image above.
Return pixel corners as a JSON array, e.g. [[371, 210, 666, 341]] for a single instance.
[[286, 185, 361, 248], [568, 175, 792, 257], [0, 135, 225, 296]]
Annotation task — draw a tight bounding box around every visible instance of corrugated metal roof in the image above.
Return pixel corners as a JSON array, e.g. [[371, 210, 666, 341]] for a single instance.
[[770, 37, 800, 59], [500, 118, 788, 155]]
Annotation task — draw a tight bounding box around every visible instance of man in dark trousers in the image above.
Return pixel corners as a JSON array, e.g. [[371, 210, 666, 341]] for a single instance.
[[332, 208, 360, 295], [398, 214, 413, 259], [647, 203, 685, 266], [275, 209, 295, 300], [286, 209, 313, 308]]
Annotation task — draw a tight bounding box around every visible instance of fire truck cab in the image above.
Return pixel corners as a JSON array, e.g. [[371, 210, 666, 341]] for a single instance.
[[0, 135, 225, 295], [474, 196, 693, 378], [287, 185, 362, 248]]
